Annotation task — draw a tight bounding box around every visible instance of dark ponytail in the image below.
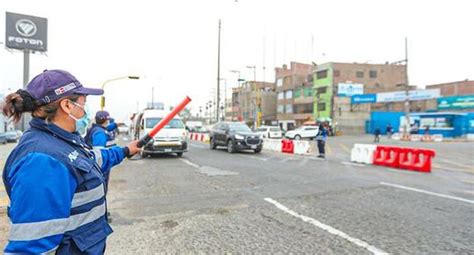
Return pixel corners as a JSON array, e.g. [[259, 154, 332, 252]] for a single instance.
[[2, 90, 40, 123]]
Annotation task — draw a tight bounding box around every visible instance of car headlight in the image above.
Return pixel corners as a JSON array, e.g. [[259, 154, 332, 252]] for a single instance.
[[235, 134, 245, 140]]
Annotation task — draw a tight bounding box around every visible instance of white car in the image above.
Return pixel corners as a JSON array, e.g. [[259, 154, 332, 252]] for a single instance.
[[285, 126, 319, 140], [255, 126, 283, 139], [117, 124, 129, 134]]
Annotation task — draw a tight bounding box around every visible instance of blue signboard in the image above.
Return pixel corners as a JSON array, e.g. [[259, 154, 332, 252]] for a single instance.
[[437, 95, 474, 110], [351, 94, 376, 104]]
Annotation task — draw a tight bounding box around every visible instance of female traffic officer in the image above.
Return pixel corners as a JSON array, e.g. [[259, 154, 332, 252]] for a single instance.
[[1, 69, 140, 254]]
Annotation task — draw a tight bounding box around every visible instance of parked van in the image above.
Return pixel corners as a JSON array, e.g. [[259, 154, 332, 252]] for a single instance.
[[133, 109, 188, 157]]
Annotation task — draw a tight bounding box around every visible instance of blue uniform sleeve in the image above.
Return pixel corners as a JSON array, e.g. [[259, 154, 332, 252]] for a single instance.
[[92, 146, 126, 174], [91, 131, 108, 147], [4, 152, 77, 254], [106, 123, 117, 132]]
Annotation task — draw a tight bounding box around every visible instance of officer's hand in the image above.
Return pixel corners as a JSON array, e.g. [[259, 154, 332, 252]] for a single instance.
[[126, 140, 141, 156]]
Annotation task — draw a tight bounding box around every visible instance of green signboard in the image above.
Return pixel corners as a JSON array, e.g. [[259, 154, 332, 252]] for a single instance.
[[437, 95, 474, 110]]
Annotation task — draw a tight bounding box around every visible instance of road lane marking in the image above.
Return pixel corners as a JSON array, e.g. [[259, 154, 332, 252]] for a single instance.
[[179, 158, 200, 168], [339, 143, 351, 154], [440, 158, 473, 169], [189, 143, 208, 149], [179, 159, 238, 176], [264, 198, 388, 255], [461, 179, 474, 184], [246, 155, 268, 161], [342, 162, 366, 167], [380, 182, 474, 205]]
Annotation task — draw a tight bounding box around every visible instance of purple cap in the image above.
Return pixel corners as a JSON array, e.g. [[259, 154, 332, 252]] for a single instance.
[[27, 69, 104, 105], [95, 111, 111, 121]]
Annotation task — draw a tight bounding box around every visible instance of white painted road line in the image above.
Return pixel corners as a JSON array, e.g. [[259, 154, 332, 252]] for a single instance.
[[179, 159, 200, 169], [264, 198, 388, 255], [342, 162, 366, 167], [246, 155, 268, 161], [380, 182, 474, 205], [189, 143, 208, 149]]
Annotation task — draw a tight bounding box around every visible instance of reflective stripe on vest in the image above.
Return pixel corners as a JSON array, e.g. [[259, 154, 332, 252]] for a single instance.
[[8, 202, 106, 241]]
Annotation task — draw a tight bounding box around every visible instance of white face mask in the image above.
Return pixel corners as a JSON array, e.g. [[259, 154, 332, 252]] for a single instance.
[[68, 101, 90, 134]]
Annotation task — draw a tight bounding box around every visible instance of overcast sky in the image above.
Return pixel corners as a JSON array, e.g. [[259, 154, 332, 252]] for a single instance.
[[1, 0, 473, 122]]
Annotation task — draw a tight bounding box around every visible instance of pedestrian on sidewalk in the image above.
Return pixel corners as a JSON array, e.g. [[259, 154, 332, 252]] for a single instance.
[[1, 69, 141, 254], [386, 124, 393, 139], [316, 124, 328, 158], [374, 127, 381, 143]]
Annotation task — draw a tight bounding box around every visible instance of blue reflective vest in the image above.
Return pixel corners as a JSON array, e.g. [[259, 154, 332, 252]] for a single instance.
[[85, 123, 118, 148], [2, 117, 127, 254]]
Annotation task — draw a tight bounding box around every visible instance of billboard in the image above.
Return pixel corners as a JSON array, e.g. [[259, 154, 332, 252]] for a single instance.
[[377, 89, 440, 103], [337, 83, 363, 97], [437, 95, 474, 110], [5, 12, 48, 51], [351, 94, 376, 104]]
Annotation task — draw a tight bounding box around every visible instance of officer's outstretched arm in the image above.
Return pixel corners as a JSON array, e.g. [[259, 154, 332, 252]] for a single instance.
[[4, 153, 77, 254], [91, 146, 127, 174]]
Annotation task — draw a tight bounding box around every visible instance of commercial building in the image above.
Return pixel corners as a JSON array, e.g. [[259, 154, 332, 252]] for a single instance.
[[312, 62, 407, 134], [231, 81, 276, 127], [275, 62, 313, 130]]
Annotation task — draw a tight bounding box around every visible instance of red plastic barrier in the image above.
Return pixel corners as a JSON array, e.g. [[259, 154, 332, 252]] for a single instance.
[[374, 145, 436, 173], [399, 148, 435, 172], [373, 146, 400, 167], [281, 139, 294, 154]]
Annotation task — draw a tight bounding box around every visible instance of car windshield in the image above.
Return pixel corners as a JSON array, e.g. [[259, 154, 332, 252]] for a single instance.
[[229, 123, 252, 132], [146, 118, 184, 129]]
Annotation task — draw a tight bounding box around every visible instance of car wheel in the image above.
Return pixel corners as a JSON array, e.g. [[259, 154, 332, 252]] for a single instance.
[[140, 150, 148, 158], [227, 140, 236, 153], [176, 152, 183, 157], [210, 138, 217, 150], [294, 135, 301, 140], [254, 147, 262, 153]]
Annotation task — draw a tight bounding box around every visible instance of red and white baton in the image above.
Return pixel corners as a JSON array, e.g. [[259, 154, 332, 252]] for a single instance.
[[136, 96, 192, 148]]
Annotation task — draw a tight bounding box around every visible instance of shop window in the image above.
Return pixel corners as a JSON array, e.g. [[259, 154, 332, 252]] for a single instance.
[[294, 88, 302, 98], [317, 70, 328, 79], [304, 87, 313, 97], [317, 103, 326, 111], [370, 70, 377, 78]]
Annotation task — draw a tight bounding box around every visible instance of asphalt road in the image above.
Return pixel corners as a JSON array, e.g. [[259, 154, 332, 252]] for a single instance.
[[102, 137, 474, 254]]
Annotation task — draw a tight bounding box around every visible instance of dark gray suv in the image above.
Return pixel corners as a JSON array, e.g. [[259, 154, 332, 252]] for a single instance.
[[210, 122, 263, 153]]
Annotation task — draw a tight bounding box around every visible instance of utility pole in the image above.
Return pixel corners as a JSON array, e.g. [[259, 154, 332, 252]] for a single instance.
[[216, 19, 222, 123], [21, 49, 30, 131], [151, 86, 154, 109], [403, 37, 410, 138]]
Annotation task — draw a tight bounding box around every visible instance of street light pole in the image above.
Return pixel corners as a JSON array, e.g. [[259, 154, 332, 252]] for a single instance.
[[100, 75, 139, 110], [246, 66, 257, 128], [230, 70, 242, 121]]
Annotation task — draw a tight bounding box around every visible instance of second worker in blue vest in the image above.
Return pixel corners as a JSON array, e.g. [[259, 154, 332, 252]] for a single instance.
[[85, 111, 118, 148]]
